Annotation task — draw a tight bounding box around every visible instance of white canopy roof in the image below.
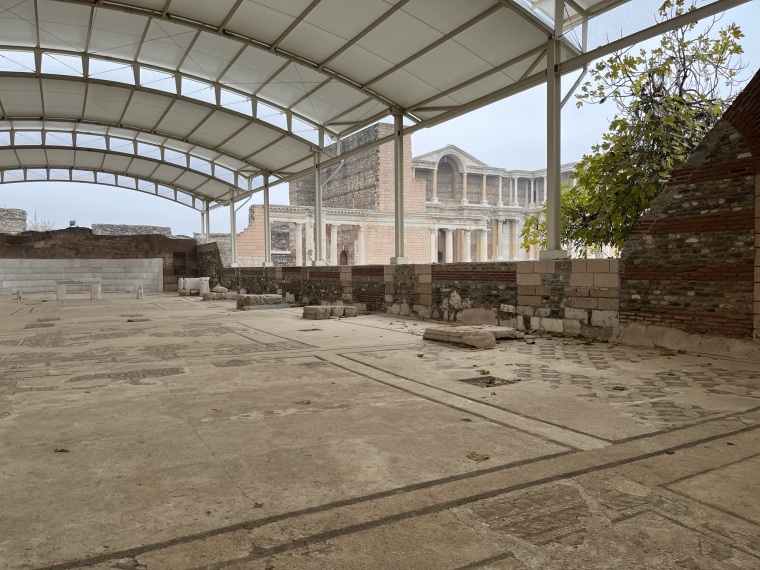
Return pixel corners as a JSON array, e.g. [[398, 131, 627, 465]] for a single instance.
[[0, 0, 748, 209]]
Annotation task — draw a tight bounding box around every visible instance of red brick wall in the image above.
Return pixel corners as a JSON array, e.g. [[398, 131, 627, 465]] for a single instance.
[[620, 71, 760, 341]]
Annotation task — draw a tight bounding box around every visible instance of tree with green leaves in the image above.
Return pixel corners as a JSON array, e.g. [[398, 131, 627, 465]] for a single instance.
[[522, 0, 746, 256]]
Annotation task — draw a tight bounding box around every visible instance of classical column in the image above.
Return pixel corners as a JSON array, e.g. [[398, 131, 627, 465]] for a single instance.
[[431, 169, 438, 203], [542, 175, 548, 204], [445, 229, 454, 263], [502, 220, 510, 260], [497, 177, 503, 207], [462, 229, 472, 262], [529, 178, 534, 206], [330, 224, 338, 266], [461, 172, 468, 205], [305, 214, 315, 265], [479, 228, 488, 261], [516, 216, 526, 260], [294, 223, 303, 266], [358, 224, 366, 265], [511, 176, 519, 206], [481, 175, 488, 205], [496, 219, 504, 261], [430, 228, 438, 262]]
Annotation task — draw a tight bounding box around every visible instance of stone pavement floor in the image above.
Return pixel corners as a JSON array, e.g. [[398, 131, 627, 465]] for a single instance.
[[1, 293, 759, 569]]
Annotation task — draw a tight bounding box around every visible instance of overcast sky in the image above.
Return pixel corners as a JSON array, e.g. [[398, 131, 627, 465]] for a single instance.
[[2, 0, 758, 237]]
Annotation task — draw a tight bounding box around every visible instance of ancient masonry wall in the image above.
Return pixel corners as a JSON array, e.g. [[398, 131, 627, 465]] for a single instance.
[[0, 208, 27, 232], [289, 125, 382, 210], [92, 224, 172, 236], [1, 228, 199, 290], [620, 70, 760, 345], [198, 241, 621, 340]]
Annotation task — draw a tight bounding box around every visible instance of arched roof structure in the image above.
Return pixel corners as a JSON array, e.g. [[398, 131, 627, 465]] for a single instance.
[[0, 0, 750, 258]]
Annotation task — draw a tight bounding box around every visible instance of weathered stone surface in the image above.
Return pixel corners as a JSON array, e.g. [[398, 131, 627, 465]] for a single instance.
[[0, 208, 26, 232], [331, 306, 344, 317], [202, 292, 240, 301], [212, 285, 228, 293], [92, 224, 171, 236], [423, 326, 496, 349], [343, 306, 358, 317], [303, 306, 331, 320], [262, 294, 283, 305]]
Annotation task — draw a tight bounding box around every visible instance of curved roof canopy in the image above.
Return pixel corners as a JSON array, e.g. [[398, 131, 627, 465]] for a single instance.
[[0, 0, 749, 209]]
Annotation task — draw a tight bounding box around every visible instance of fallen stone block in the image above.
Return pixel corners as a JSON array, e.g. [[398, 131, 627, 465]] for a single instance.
[[342, 306, 358, 317], [423, 326, 496, 349], [212, 285, 228, 293], [303, 306, 331, 320], [331, 306, 344, 317], [262, 294, 283, 305], [237, 295, 263, 309]]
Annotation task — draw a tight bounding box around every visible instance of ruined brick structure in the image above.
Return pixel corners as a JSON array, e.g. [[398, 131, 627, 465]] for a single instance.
[[620, 70, 760, 344], [92, 224, 172, 236], [236, 123, 575, 266]]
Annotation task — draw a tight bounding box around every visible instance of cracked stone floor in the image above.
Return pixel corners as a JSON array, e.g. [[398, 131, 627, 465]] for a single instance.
[[1, 292, 759, 569]]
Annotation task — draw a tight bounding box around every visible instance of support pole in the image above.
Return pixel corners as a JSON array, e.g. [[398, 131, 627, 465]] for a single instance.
[[204, 202, 210, 240], [313, 153, 326, 265], [541, 0, 568, 261], [391, 111, 407, 264], [263, 175, 273, 267], [229, 194, 239, 267], [200, 209, 206, 241]]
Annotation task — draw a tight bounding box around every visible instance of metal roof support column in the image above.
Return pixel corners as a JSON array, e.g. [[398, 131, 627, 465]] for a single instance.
[[229, 193, 240, 268], [263, 175, 273, 267], [540, 0, 568, 261], [204, 202, 211, 241], [200, 209, 206, 241], [313, 153, 326, 266], [391, 111, 408, 264]]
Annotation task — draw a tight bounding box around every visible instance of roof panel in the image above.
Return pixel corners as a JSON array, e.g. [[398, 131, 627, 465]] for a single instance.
[[0, 149, 20, 168], [155, 100, 209, 138], [152, 163, 186, 184], [74, 149, 106, 170], [36, 0, 90, 51], [189, 110, 250, 148], [0, 77, 42, 117], [223, 1, 295, 45], [220, 125, 283, 160], [139, 19, 197, 71], [89, 9, 147, 60], [100, 153, 133, 172], [173, 170, 208, 191], [0, 0, 38, 48], [292, 81, 367, 125], [41, 79, 86, 119], [356, 8, 441, 67], [257, 62, 327, 109], [46, 148, 76, 165], [84, 84, 132, 123], [220, 46, 285, 94], [121, 91, 172, 130], [180, 31, 243, 82], [167, 0, 239, 29]]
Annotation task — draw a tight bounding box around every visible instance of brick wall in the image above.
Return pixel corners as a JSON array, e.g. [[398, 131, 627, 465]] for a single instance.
[[620, 70, 760, 343], [1, 227, 198, 287], [92, 224, 171, 236]]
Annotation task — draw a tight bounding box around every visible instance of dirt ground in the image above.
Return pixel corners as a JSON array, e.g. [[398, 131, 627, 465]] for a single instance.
[[1, 292, 759, 569]]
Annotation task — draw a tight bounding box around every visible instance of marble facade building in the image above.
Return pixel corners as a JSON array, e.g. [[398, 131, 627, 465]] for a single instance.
[[235, 123, 576, 266]]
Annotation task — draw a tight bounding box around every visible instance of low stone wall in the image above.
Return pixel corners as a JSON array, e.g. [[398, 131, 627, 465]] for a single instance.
[[92, 224, 172, 236]]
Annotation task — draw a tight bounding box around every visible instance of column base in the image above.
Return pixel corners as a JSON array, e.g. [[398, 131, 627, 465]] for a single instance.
[[539, 249, 568, 260], [460, 199, 469, 206], [262, 261, 274, 267], [480, 200, 489, 206], [230, 261, 241, 268], [390, 256, 408, 265], [430, 197, 439, 203], [312, 260, 327, 266]]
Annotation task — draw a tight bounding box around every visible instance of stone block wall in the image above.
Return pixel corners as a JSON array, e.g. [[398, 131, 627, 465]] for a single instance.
[[0, 208, 26, 233], [210, 254, 621, 340], [92, 224, 171, 236], [1, 227, 198, 290], [620, 70, 760, 345]]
